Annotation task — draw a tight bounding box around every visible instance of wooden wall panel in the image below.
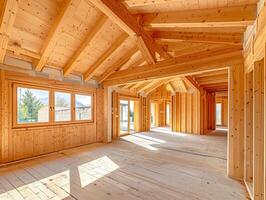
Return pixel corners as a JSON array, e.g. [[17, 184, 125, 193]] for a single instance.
[[253, 59, 264, 200], [0, 70, 100, 164], [244, 71, 253, 184], [228, 63, 244, 180], [172, 91, 200, 134]]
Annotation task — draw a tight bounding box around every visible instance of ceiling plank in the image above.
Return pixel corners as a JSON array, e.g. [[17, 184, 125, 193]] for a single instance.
[[87, 0, 171, 63], [83, 33, 128, 81], [153, 31, 243, 46], [35, 0, 81, 71], [97, 45, 139, 83], [141, 5, 257, 28], [63, 15, 108, 76], [0, 0, 20, 63], [102, 47, 242, 86]]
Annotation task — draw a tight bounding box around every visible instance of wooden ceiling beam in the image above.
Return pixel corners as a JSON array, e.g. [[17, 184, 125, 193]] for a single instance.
[[152, 31, 243, 46], [102, 47, 242, 86], [0, 0, 20, 63], [35, 0, 81, 71], [87, 0, 171, 64], [83, 33, 128, 81], [141, 5, 257, 28], [97, 45, 139, 83], [63, 15, 108, 76]]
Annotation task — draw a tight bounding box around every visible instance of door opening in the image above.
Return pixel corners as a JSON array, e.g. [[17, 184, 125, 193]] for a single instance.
[[216, 103, 222, 126]]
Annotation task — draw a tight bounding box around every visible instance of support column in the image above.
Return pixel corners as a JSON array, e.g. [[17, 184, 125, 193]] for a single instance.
[[103, 87, 112, 143], [253, 59, 264, 200], [228, 63, 244, 180]]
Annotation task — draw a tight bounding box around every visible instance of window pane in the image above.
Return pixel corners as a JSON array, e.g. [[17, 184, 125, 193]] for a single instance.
[[55, 92, 71, 122], [75, 94, 92, 120], [17, 87, 49, 123], [216, 103, 222, 125]]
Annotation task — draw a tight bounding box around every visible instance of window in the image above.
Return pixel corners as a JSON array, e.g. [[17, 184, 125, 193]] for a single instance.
[[15, 84, 94, 127], [54, 92, 71, 122], [75, 94, 92, 120], [17, 87, 49, 124]]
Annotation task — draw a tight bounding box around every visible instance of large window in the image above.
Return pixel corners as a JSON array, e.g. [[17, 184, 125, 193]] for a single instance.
[[75, 94, 92, 120], [55, 92, 71, 122], [15, 85, 93, 127], [17, 87, 49, 124]]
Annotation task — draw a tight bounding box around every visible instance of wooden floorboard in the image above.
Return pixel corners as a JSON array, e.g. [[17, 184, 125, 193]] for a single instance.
[[0, 127, 246, 200]]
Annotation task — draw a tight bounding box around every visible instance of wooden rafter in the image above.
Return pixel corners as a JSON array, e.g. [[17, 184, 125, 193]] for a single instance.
[[63, 15, 108, 76], [103, 47, 242, 86], [167, 82, 175, 94], [0, 0, 20, 63], [87, 0, 171, 64], [35, 0, 81, 71], [97, 45, 139, 83], [84, 33, 128, 81], [141, 5, 257, 28], [152, 31, 243, 46], [144, 79, 170, 95], [183, 76, 200, 90]]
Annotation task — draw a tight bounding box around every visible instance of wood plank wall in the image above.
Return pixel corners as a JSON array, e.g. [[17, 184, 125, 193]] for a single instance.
[[243, 3, 266, 199], [0, 69, 103, 164], [216, 96, 228, 127], [171, 91, 200, 134], [253, 59, 264, 200], [244, 71, 253, 186], [200, 89, 216, 134], [228, 64, 244, 180]]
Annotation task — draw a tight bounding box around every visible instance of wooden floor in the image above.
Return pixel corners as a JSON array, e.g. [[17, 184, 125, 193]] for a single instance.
[[0, 127, 246, 200]]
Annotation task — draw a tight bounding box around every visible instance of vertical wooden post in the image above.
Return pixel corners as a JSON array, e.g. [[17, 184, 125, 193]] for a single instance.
[[103, 87, 112, 143], [111, 91, 119, 138], [0, 69, 3, 162], [253, 59, 264, 200], [96, 88, 105, 142], [228, 64, 244, 180], [244, 71, 253, 183]]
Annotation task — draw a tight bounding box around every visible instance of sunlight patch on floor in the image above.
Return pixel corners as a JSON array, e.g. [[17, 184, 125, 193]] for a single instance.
[[151, 127, 187, 137], [78, 156, 119, 188], [121, 134, 166, 150]]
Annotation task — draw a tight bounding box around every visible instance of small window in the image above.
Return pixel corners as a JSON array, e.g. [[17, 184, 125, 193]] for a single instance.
[[75, 94, 92, 120], [54, 92, 71, 122], [17, 87, 49, 124]]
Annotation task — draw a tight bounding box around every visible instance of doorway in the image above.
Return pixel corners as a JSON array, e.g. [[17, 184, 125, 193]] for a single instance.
[[119, 99, 137, 135]]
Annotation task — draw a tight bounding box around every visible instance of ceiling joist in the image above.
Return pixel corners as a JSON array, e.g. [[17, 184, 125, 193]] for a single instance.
[[97, 45, 139, 83], [141, 5, 257, 28], [35, 0, 81, 71], [87, 0, 171, 64], [63, 15, 108, 76], [152, 31, 243, 46], [83, 33, 128, 81]]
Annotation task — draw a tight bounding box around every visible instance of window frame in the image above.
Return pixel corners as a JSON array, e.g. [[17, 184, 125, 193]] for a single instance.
[[74, 92, 94, 122], [53, 90, 73, 123], [13, 83, 94, 128], [13, 83, 51, 128]]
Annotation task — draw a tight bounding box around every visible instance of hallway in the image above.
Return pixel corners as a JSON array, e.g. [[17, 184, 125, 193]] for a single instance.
[[0, 128, 245, 200]]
